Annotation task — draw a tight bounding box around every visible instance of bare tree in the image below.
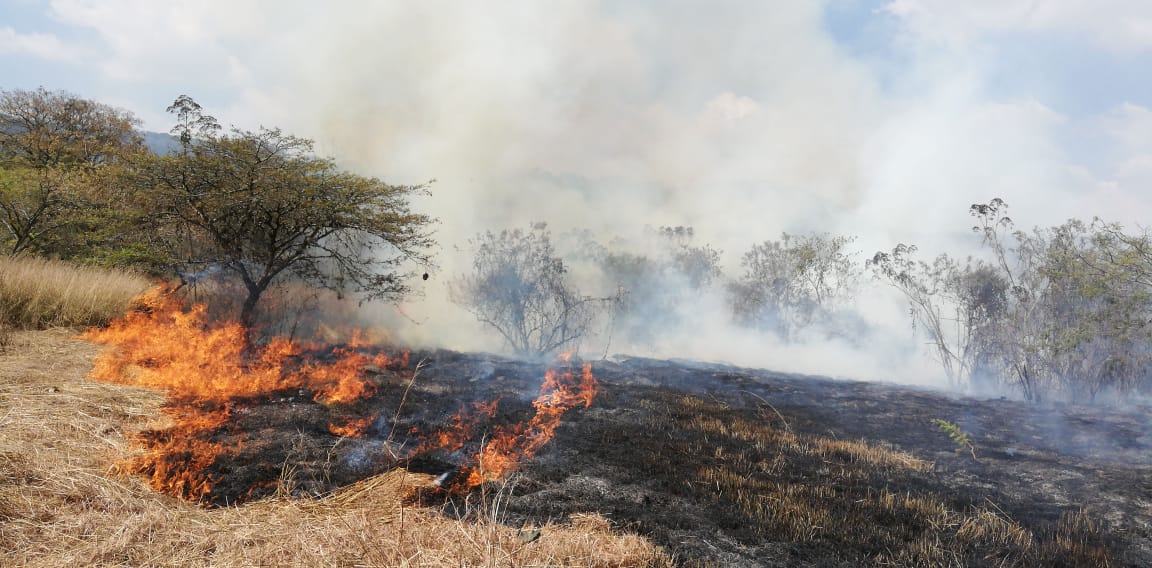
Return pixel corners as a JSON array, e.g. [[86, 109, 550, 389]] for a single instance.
[[451, 223, 609, 357], [869, 244, 976, 388]]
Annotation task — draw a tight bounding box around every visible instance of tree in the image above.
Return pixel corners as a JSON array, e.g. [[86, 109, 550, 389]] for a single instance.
[[450, 223, 608, 357], [731, 232, 861, 340], [874, 198, 1152, 401], [867, 243, 1000, 390], [0, 87, 143, 255], [1031, 219, 1152, 401], [659, 226, 723, 289], [130, 96, 435, 327]]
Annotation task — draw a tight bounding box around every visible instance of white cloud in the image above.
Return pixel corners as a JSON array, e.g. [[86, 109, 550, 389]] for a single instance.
[[0, 26, 85, 62], [884, 0, 1152, 53], [47, 0, 265, 84], [1098, 103, 1152, 154]]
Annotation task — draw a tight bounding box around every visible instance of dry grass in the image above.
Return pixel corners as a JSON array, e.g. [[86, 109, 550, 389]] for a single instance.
[[0, 255, 150, 330], [0, 330, 673, 567], [665, 396, 1113, 567]]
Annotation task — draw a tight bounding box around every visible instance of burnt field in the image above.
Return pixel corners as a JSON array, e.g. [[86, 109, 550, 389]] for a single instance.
[[186, 350, 1152, 567]]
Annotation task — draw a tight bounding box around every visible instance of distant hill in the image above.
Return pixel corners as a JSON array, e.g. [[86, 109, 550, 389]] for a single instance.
[[142, 130, 180, 155]]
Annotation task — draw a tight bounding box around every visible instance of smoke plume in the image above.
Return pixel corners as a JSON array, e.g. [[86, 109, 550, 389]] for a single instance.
[[41, 0, 1152, 389]]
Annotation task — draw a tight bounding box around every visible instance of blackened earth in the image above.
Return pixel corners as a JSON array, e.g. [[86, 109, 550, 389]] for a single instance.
[[194, 350, 1152, 567]]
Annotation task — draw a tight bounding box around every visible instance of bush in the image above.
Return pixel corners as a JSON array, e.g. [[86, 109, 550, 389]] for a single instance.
[[730, 232, 861, 340], [451, 223, 609, 357], [596, 226, 721, 347]]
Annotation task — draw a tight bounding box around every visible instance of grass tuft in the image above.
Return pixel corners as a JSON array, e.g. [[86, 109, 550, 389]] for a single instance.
[[667, 395, 1111, 566], [0, 255, 150, 330]]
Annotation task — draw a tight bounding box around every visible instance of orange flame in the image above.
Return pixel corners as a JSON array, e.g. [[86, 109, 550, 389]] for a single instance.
[[329, 413, 380, 438], [418, 355, 599, 488], [86, 286, 596, 501], [413, 399, 501, 456], [84, 286, 404, 501]]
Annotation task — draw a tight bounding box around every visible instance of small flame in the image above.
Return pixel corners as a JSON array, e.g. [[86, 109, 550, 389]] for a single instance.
[[418, 355, 599, 488], [413, 399, 501, 456], [329, 413, 380, 438]]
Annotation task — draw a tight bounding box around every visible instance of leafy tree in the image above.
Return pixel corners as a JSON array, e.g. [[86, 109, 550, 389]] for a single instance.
[[450, 223, 609, 357], [129, 96, 435, 327], [875, 198, 1152, 401], [0, 87, 143, 255], [659, 226, 723, 289], [1033, 221, 1152, 401], [731, 232, 861, 340]]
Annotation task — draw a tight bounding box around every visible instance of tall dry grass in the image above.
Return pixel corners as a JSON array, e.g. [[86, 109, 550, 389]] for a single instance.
[[0, 255, 150, 330], [0, 330, 673, 567]]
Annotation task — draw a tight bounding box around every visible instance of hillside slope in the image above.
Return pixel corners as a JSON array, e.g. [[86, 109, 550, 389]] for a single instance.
[[2, 328, 1147, 566]]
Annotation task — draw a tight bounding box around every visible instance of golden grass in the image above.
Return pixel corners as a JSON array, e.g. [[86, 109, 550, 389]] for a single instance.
[[0, 330, 673, 567], [0, 255, 150, 330]]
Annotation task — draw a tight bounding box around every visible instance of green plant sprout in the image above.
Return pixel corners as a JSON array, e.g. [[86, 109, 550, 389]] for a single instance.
[[932, 419, 977, 460]]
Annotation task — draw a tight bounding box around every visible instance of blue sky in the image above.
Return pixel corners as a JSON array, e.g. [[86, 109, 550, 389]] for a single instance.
[[2, 0, 1151, 245]]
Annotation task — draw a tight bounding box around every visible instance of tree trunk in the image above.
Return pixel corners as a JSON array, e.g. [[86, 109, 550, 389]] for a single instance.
[[240, 285, 263, 330]]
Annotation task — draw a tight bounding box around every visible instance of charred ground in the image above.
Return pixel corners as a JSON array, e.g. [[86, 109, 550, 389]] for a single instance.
[[174, 349, 1151, 567]]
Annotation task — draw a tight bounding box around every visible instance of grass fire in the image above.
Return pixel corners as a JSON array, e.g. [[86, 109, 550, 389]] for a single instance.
[[4, 15, 1152, 562], [81, 285, 601, 504], [2, 237, 1149, 566]]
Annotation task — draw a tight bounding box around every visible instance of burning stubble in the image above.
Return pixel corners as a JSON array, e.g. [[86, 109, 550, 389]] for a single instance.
[[82, 286, 600, 503]]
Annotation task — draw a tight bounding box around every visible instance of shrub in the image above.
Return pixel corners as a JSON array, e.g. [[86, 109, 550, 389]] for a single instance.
[[451, 223, 610, 357]]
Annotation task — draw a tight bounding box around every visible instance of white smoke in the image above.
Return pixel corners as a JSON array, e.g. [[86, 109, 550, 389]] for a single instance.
[[29, 0, 1152, 388]]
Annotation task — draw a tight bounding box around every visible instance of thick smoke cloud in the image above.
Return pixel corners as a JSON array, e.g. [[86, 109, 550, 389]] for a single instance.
[[36, 0, 1152, 386]]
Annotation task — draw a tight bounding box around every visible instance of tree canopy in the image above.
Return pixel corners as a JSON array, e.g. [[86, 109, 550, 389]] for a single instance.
[[0, 87, 143, 255], [129, 96, 435, 327]]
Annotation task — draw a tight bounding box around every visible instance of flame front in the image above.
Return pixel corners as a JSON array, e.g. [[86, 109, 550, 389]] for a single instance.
[[84, 286, 400, 501], [419, 356, 600, 488], [85, 286, 598, 502]]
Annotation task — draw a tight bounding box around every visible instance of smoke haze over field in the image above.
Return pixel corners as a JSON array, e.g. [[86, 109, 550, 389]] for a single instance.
[[5, 1, 1152, 388]]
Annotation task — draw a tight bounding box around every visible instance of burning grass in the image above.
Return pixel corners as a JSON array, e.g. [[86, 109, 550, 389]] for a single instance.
[[76, 285, 602, 506], [416, 355, 599, 488], [0, 329, 672, 567], [0, 255, 150, 331], [79, 286, 407, 501]]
